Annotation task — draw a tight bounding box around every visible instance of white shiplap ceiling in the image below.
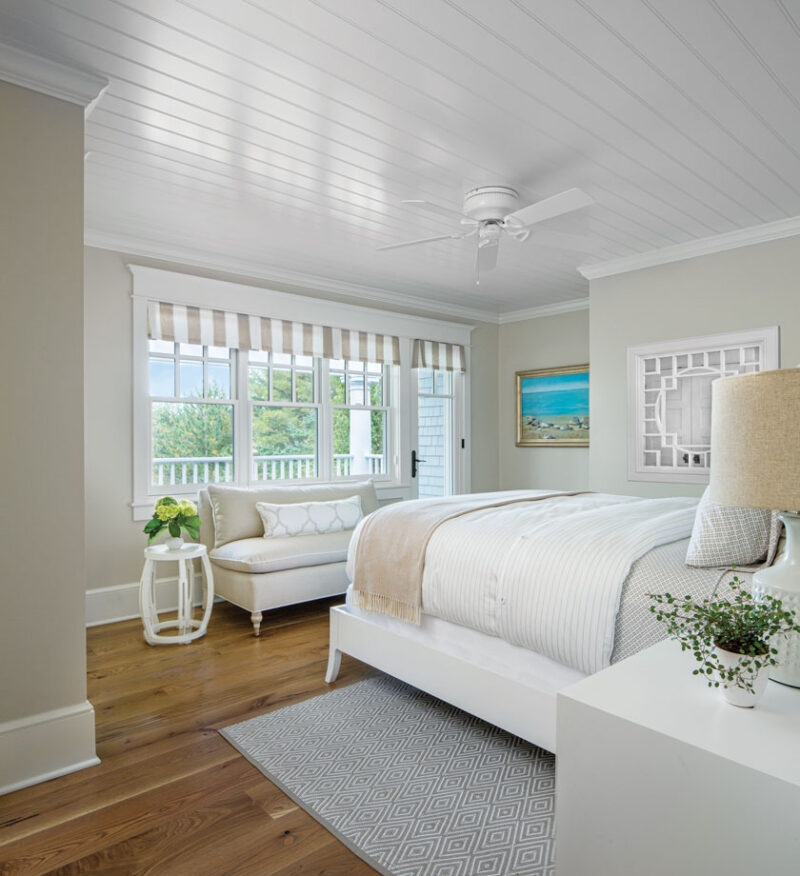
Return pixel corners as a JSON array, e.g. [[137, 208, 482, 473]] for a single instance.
[[3, 0, 800, 318]]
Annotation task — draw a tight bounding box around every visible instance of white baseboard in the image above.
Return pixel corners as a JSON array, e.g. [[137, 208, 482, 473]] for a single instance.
[[86, 575, 205, 627], [0, 700, 100, 796]]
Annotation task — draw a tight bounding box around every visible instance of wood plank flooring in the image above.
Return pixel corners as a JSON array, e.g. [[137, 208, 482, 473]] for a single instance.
[[0, 598, 378, 875]]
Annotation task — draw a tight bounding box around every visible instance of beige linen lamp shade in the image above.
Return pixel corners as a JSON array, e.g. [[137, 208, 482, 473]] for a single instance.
[[709, 369, 800, 512]]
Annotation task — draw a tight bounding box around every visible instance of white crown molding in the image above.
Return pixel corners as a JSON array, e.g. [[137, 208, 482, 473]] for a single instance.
[[85, 228, 499, 325], [578, 215, 800, 281], [0, 40, 107, 107], [497, 297, 589, 324], [86, 227, 590, 325]]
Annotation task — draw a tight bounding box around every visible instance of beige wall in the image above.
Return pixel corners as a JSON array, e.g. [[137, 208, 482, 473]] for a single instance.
[[589, 235, 800, 498], [84, 248, 143, 592], [469, 322, 499, 492], [0, 81, 93, 757], [83, 248, 501, 597], [497, 309, 590, 491]]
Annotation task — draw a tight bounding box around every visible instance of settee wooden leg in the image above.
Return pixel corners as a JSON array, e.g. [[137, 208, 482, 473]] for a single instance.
[[251, 611, 263, 637]]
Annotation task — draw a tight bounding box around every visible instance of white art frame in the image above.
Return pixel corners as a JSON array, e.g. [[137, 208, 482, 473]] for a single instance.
[[627, 326, 779, 485]]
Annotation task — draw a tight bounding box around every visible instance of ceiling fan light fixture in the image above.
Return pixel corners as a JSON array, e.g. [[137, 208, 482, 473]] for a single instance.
[[462, 186, 519, 221]]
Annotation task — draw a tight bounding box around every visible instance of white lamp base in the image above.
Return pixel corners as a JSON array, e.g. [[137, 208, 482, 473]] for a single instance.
[[752, 512, 800, 688]]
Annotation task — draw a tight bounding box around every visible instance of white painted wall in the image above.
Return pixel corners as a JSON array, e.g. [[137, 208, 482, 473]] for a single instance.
[[0, 81, 97, 793], [589, 235, 800, 498], [497, 310, 590, 491]]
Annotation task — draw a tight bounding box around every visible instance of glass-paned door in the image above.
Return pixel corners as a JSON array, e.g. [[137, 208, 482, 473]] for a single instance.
[[415, 368, 455, 498]]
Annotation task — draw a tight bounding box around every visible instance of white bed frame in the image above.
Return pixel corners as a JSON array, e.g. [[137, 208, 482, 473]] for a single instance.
[[326, 604, 570, 753]]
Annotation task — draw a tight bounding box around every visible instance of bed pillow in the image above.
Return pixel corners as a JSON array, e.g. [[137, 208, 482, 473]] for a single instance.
[[685, 487, 772, 567], [257, 495, 363, 539]]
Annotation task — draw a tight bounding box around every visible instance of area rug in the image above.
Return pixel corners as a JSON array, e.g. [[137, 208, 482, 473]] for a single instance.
[[221, 675, 555, 876]]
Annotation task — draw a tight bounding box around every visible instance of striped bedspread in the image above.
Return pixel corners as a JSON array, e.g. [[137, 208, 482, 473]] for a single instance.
[[348, 492, 698, 675]]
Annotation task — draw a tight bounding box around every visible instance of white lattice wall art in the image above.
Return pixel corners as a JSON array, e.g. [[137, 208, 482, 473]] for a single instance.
[[627, 327, 779, 484]]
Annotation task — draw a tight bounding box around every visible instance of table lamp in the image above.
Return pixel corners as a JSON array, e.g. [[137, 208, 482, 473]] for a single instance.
[[709, 368, 800, 688]]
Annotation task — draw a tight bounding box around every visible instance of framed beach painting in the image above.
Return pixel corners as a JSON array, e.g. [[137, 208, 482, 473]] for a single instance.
[[516, 364, 590, 447]]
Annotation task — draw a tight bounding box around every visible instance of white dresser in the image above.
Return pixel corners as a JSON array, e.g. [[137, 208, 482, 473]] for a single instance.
[[556, 639, 800, 876]]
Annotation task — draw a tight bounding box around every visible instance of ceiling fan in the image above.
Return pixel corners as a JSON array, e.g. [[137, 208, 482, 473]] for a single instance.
[[378, 186, 594, 283]]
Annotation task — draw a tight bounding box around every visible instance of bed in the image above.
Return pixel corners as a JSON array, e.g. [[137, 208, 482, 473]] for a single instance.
[[325, 489, 746, 753]]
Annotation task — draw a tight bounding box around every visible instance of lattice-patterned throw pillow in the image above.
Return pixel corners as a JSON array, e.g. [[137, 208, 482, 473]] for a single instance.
[[686, 487, 773, 567], [257, 495, 363, 538]]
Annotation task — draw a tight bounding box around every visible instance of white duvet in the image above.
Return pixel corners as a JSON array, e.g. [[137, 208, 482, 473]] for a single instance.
[[348, 492, 698, 674]]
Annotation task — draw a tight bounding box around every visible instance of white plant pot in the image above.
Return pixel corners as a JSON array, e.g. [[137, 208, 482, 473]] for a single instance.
[[716, 646, 770, 708], [165, 536, 184, 551]]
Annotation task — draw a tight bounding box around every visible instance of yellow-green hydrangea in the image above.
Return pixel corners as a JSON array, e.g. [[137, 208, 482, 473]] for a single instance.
[[155, 503, 181, 521], [179, 500, 197, 517]]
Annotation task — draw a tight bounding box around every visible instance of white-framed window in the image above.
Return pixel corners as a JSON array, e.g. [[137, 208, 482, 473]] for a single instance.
[[148, 340, 237, 491], [248, 351, 320, 480], [146, 346, 398, 494], [329, 359, 390, 479], [130, 268, 472, 519]]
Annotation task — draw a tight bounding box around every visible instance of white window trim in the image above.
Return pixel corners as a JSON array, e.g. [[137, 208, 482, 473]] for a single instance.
[[626, 326, 779, 485], [131, 266, 472, 520]]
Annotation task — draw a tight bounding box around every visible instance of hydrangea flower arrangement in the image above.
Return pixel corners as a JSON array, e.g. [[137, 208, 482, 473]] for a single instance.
[[143, 496, 201, 543]]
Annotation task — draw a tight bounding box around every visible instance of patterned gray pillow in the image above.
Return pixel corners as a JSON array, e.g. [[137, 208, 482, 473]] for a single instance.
[[257, 495, 363, 538], [685, 487, 772, 567]]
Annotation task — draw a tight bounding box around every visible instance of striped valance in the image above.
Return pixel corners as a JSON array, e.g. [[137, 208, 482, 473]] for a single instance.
[[148, 301, 401, 365], [412, 339, 466, 373]]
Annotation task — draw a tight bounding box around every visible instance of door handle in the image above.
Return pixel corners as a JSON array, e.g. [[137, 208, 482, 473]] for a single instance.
[[411, 450, 426, 478]]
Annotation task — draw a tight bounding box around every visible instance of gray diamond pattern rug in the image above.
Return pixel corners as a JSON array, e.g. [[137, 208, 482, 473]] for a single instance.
[[221, 675, 555, 876]]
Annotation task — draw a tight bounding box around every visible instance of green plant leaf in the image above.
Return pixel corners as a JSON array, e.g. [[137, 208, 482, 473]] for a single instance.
[[168, 520, 180, 538]]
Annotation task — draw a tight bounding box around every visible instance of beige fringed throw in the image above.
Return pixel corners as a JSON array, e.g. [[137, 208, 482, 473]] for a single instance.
[[352, 490, 584, 623]]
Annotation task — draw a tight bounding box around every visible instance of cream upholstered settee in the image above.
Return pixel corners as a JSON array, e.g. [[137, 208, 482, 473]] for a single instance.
[[198, 479, 378, 636]]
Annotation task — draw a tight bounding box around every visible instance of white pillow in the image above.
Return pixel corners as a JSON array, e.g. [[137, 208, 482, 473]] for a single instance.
[[256, 495, 363, 538], [685, 487, 773, 567]]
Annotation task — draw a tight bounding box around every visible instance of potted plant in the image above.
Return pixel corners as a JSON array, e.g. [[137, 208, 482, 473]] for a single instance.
[[143, 496, 201, 550], [649, 577, 800, 708]]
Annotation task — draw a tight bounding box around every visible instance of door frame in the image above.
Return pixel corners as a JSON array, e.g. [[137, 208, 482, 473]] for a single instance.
[[408, 354, 470, 499]]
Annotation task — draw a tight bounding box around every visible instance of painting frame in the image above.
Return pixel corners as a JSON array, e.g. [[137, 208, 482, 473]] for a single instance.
[[515, 363, 590, 447]]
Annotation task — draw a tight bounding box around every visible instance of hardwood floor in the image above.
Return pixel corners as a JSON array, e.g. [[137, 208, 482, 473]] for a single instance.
[[0, 599, 378, 875]]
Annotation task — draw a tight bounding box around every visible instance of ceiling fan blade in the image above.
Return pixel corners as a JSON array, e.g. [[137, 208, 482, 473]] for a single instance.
[[527, 229, 595, 253], [402, 199, 467, 221], [476, 239, 498, 275], [504, 187, 593, 228], [377, 233, 465, 251]]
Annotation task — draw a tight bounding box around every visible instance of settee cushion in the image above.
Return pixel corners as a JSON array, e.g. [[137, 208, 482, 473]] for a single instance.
[[207, 479, 378, 548], [209, 530, 351, 574]]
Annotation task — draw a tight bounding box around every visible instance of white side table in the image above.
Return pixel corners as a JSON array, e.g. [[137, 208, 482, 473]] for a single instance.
[[556, 639, 800, 876], [139, 543, 214, 645]]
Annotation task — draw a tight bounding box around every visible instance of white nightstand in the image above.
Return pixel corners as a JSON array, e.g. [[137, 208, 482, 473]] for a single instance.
[[556, 640, 800, 876], [139, 543, 214, 645]]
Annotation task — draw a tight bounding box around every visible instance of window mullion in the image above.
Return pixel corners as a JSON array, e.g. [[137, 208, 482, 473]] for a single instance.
[[236, 349, 250, 485], [319, 358, 332, 482]]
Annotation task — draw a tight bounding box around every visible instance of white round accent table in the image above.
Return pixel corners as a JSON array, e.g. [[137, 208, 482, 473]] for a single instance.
[[139, 543, 214, 645]]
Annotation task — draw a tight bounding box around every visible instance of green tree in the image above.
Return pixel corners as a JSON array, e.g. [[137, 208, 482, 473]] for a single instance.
[[152, 383, 233, 459], [249, 368, 316, 458]]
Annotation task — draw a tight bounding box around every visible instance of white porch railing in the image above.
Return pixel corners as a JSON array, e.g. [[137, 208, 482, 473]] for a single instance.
[[152, 453, 385, 485]]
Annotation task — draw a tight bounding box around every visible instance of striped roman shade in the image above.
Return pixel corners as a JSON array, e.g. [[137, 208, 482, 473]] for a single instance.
[[147, 301, 401, 365], [412, 339, 466, 372]]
